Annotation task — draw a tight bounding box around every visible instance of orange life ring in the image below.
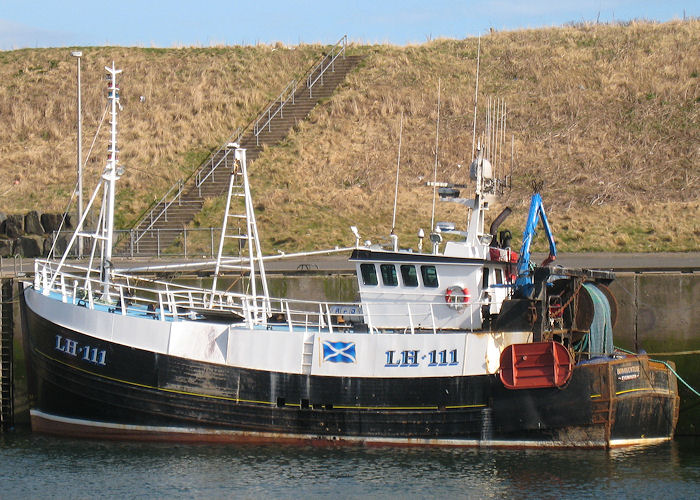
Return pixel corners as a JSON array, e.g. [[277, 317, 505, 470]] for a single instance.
[[445, 286, 470, 308]]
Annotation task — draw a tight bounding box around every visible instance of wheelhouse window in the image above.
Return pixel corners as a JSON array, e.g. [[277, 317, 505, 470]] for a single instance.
[[483, 268, 489, 288], [495, 269, 503, 285], [380, 264, 398, 286], [420, 265, 439, 288], [400, 265, 419, 287], [360, 264, 378, 286]]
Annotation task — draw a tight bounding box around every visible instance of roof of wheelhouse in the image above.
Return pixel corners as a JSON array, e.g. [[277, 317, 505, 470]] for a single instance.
[[349, 248, 490, 265]]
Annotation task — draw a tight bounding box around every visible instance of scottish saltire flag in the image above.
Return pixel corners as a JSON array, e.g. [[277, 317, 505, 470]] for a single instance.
[[322, 341, 357, 363]]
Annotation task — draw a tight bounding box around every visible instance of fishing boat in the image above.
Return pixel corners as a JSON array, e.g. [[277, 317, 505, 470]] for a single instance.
[[20, 63, 679, 448]]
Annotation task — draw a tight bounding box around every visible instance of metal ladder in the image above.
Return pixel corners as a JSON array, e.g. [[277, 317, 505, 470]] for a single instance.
[[301, 334, 315, 375], [0, 279, 14, 432], [210, 147, 270, 321]]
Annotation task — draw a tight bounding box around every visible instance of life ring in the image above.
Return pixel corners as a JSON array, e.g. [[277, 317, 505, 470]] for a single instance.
[[445, 286, 470, 309]]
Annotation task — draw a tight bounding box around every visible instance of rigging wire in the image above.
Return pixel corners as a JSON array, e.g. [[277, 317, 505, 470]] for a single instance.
[[48, 101, 110, 259], [83, 102, 110, 171]]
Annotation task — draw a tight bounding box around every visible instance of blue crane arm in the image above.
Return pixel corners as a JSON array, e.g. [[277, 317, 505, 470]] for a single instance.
[[514, 193, 557, 294]]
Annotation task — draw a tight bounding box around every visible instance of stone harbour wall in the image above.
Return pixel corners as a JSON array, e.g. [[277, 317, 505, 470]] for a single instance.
[[0, 211, 73, 258]]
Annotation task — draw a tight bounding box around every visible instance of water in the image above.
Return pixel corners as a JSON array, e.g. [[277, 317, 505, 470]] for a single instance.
[[1, 428, 698, 499]]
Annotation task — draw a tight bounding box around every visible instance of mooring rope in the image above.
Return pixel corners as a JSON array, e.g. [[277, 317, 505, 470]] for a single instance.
[[615, 345, 700, 398]]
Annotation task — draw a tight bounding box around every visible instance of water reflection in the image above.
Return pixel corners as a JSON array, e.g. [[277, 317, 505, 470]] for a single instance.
[[1, 430, 698, 499]]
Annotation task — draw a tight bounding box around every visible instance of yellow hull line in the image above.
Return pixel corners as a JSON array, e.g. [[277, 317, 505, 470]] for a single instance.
[[616, 387, 653, 396], [36, 348, 484, 412], [37, 349, 274, 406], [334, 405, 439, 410]]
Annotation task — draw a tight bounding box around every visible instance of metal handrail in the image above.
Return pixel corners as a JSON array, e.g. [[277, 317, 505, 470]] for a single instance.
[[146, 178, 183, 219], [113, 179, 184, 251], [53, 227, 225, 258], [119, 35, 349, 247], [254, 35, 347, 144], [132, 179, 185, 245], [195, 127, 242, 188], [121, 127, 242, 242], [252, 79, 298, 145], [306, 35, 347, 98]]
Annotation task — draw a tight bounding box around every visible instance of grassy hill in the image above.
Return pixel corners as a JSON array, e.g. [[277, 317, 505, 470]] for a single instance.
[[1, 20, 698, 255]]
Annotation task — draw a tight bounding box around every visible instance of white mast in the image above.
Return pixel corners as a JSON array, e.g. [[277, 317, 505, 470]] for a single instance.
[[102, 62, 123, 298]]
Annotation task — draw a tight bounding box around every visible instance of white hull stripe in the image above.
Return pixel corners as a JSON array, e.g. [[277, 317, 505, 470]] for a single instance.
[[608, 437, 672, 447], [31, 410, 670, 449]]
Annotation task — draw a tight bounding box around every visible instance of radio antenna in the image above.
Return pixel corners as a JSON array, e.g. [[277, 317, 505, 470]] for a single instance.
[[391, 111, 404, 234], [471, 34, 481, 161], [430, 78, 441, 232]]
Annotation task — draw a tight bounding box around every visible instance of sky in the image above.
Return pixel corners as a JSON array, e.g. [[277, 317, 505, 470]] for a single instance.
[[0, 0, 698, 50]]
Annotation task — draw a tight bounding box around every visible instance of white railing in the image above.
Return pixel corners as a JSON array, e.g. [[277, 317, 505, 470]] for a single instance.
[[35, 259, 254, 323], [33, 258, 492, 335]]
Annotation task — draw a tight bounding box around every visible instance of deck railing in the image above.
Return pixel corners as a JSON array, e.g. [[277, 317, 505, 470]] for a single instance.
[[34, 259, 492, 335]]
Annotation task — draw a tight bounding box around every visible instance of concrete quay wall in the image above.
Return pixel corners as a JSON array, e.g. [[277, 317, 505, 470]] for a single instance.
[[608, 272, 698, 436]]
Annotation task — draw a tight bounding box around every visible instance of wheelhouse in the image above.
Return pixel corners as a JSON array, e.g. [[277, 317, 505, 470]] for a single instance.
[[350, 249, 511, 331]]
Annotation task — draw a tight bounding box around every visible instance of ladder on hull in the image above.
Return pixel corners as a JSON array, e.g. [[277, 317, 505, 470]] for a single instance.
[[301, 334, 315, 375]]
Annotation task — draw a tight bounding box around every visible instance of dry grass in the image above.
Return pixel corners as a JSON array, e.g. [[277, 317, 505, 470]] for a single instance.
[[0, 45, 318, 224], [245, 20, 700, 253], [1, 21, 698, 253]]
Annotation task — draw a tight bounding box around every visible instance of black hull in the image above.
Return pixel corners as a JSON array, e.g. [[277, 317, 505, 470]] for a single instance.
[[20, 292, 679, 448]]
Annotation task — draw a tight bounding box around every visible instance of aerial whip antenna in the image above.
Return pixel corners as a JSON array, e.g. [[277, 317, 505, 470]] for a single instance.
[[391, 111, 404, 235], [471, 35, 481, 161], [430, 78, 441, 232]]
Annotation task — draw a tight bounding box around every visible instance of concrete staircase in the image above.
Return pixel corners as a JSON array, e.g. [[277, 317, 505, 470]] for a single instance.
[[119, 46, 362, 257]]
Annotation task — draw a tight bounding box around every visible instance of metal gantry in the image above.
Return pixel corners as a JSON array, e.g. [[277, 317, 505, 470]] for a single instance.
[[210, 147, 270, 321]]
